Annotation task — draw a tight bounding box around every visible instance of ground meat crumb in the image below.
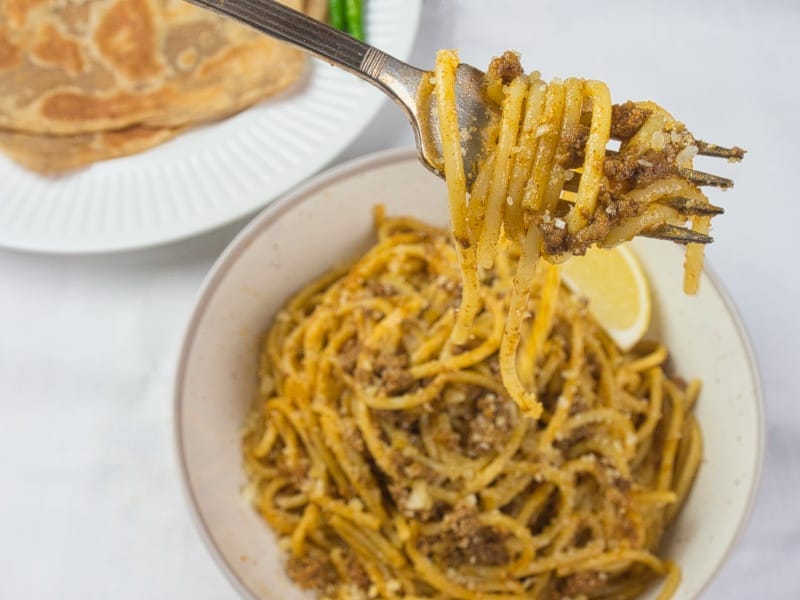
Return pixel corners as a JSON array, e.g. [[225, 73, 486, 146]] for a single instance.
[[604, 149, 676, 193], [557, 123, 590, 169], [597, 191, 641, 221], [559, 571, 608, 596], [345, 552, 370, 590], [341, 418, 366, 453], [443, 503, 482, 541], [611, 101, 651, 139], [539, 219, 569, 255], [417, 503, 511, 567], [402, 459, 439, 483], [373, 351, 416, 395], [488, 50, 524, 84], [614, 476, 633, 492], [278, 456, 310, 486], [287, 554, 337, 590], [338, 338, 360, 373], [387, 450, 443, 485], [553, 424, 591, 452], [466, 393, 516, 457], [543, 190, 645, 255], [376, 407, 419, 432], [366, 279, 394, 297]]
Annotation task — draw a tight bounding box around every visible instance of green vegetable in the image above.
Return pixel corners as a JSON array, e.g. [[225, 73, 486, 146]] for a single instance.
[[328, 0, 346, 32], [344, 0, 364, 41]]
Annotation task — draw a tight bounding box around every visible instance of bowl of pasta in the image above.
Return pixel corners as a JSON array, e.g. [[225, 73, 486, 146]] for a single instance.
[[175, 147, 763, 600]]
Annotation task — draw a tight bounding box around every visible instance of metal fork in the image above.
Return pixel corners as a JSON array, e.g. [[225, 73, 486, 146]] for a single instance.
[[184, 0, 741, 245]]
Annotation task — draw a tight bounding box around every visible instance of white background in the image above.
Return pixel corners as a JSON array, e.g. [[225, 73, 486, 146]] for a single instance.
[[1, 0, 798, 597]]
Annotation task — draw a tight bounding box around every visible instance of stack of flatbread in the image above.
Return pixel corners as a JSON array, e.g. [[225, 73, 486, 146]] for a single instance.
[[0, 0, 326, 173]]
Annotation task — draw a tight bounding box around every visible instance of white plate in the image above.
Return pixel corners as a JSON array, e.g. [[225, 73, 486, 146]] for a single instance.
[[175, 149, 764, 599], [0, 1, 421, 254]]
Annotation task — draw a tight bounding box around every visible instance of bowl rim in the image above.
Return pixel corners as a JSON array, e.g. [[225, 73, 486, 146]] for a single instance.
[[173, 146, 766, 600]]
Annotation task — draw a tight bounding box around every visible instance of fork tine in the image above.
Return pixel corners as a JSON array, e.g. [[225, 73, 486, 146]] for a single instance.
[[607, 137, 746, 163], [555, 193, 724, 219], [563, 175, 580, 193], [641, 224, 714, 244], [565, 165, 734, 192], [677, 167, 734, 189], [659, 197, 725, 216], [696, 140, 746, 162]]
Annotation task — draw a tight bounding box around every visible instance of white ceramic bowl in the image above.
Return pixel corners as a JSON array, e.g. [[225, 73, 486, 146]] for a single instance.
[[175, 148, 764, 599]]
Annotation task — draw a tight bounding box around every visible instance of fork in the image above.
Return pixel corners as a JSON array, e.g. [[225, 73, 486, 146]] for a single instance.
[[184, 0, 741, 245]]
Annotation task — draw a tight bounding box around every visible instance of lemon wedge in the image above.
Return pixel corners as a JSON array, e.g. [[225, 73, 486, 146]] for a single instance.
[[559, 244, 651, 351]]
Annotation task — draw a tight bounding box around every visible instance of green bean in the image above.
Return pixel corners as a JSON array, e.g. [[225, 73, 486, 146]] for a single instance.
[[328, 0, 346, 32], [344, 0, 364, 41]]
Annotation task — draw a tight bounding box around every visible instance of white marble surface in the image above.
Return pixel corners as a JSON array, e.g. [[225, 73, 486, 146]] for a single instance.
[[1, 0, 799, 598]]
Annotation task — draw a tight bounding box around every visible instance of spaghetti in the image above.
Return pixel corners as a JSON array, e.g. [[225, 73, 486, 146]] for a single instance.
[[243, 211, 702, 599]]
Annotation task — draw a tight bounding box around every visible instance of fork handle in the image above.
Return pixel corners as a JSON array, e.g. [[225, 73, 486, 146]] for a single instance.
[[185, 0, 387, 81]]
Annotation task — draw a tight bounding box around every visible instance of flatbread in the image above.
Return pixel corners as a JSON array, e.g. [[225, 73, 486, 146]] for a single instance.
[[0, 0, 326, 172], [0, 122, 184, 172], [304, 0, 327, 21], [0, 0, 310, 135]]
